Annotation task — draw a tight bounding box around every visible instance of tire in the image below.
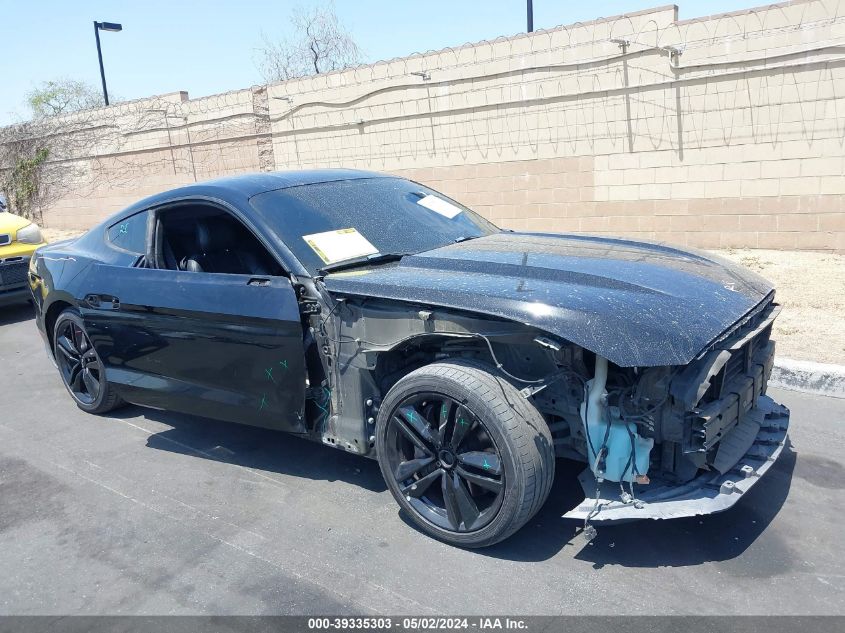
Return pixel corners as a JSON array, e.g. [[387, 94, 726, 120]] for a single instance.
[[375, 359, 555, 548], [53, 309, 124, 414]]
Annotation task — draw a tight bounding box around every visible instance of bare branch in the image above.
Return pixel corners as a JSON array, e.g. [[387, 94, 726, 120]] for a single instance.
[[0, 100, 157, 222], [256, 2, 362, 82]]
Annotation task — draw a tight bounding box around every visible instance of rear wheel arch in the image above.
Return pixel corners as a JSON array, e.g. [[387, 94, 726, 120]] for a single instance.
[[45, 299, 74, 355]]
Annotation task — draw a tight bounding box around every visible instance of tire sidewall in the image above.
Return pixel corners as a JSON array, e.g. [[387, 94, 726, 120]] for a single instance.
[[54, 309, 110, 413], [375, 366, 530, 547]]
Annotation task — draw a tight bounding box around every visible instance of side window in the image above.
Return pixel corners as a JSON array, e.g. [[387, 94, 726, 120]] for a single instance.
[[155, 203, 284, 276], [107, 211, 149, 255]]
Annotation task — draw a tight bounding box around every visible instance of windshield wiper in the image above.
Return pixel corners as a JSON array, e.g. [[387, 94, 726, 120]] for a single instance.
[[453, 235, 479, 243], [318, 252, 409, 276]]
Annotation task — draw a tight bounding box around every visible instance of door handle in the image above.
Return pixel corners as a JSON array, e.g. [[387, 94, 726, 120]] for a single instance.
[[85, 294, 120, 310], [247, 277, 270, 286]]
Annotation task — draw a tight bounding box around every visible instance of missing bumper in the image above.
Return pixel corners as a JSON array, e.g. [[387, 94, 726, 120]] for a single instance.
[[564, 395, 790, 522]]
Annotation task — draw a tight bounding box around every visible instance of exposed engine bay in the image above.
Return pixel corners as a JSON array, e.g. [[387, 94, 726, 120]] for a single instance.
[[302, 290, 790, 524]]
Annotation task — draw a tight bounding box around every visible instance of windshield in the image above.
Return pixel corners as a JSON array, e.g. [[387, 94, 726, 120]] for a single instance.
[[250, 177, 500, 274]]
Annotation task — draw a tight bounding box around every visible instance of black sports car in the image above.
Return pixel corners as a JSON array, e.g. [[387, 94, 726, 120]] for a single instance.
[[30, 170, 790, 547]]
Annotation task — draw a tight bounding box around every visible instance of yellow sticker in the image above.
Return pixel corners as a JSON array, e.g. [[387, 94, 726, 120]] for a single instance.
[[302, 228, 379, 265]]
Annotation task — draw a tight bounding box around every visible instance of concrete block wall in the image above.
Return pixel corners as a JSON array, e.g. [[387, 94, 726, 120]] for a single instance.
[[38, 87, 270, 229], [15, 0, 845, 251]]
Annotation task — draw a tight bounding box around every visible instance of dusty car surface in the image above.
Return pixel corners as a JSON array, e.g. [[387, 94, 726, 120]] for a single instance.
[[30, 169, 790, 547]]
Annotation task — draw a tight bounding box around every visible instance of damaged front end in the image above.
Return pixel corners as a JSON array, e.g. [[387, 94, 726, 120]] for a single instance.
[[320, 230, 791, 529], [559, 300, 790, 522], [319, 262, 789, 526]]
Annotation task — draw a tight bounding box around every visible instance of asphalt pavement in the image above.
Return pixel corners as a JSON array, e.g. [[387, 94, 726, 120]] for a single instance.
[[0, 302, 843, 615]]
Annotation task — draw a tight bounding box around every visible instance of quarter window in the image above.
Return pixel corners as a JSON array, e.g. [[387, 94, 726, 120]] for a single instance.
[[107, 211, 149, 255]]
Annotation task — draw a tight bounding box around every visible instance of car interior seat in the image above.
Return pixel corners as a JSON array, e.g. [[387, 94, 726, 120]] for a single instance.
[[181, 218, 271, 276]]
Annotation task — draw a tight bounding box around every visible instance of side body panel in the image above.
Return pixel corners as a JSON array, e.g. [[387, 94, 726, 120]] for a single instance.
[[75, 263, 306, 432]]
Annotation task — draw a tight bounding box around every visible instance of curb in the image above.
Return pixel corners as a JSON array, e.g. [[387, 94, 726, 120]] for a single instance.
[[770, 358, 845, 399]]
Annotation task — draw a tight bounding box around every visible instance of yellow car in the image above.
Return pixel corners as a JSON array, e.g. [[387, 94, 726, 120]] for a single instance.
[[0, 206, 47, 306]]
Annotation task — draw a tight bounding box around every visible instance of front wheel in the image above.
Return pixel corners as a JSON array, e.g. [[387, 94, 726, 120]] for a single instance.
[[54, 309, 123, 414], [375, 359, 555, 548]]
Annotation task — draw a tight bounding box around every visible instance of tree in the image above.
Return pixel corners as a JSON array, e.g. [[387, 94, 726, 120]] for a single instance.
[[27, 78, 104, 118], [0, 121, 52, 220], [0, 103, 150, 222], [7, 148, 50, 217], [256, 3, 363, 82], [1, 79, 128, 221]]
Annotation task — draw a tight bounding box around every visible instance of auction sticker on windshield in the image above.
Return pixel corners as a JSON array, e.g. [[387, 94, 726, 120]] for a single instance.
[[302, 228, 379, 264], [417, 194, 463, 219]]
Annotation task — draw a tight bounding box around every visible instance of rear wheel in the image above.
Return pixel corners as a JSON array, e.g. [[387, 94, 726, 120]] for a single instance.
[[54, 309, 123, 414], [375, 359, 554, 548]]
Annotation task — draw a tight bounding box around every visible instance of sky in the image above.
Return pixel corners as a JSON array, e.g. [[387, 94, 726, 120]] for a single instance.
[[0, 0, 766, 125]]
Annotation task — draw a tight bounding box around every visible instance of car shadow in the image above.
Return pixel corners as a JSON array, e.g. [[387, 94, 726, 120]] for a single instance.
[[109, 403, 796, 566], [107, 405, 387, 493], [472, 441, 796, 565], [0, 302, 35, 326]]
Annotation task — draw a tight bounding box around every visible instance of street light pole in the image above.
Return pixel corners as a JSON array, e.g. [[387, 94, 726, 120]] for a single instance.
[[93, 21, 122, 106], [527, 0, 534, 33]]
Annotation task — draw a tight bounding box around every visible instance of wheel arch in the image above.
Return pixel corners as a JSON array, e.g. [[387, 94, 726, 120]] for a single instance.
[[44, 298, 76, 356], [370, 332, 489, 394]]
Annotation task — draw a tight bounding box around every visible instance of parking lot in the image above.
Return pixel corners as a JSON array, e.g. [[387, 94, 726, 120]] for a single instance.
[[1, 301, 843, 615]]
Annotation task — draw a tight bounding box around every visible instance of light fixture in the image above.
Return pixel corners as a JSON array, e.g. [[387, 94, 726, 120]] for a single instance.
[[660, 45, 684, 66], [93, 21, 123, 105]]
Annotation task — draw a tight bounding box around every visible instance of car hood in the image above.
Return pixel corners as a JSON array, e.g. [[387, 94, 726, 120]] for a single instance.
[[322, 232, 775, 367]]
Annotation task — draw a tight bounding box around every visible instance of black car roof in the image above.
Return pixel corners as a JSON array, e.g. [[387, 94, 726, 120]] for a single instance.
[[201, 168, 388, 197], [121, 169, 390, 215]]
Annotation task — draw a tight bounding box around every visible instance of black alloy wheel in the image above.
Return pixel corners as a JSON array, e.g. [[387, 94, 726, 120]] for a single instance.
[[56, 318, 102, 405], [382, 393, 505, 533], [53, 309, 123, 414], [376, 359, 555, 548]]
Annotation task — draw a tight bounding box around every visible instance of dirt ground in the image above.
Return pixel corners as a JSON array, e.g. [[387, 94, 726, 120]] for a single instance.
[[714, 249, 845, 365], [39, 229, 844, 365]]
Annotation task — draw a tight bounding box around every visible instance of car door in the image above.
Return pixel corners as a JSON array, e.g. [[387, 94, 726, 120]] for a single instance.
[[78, 214, 306, 433]]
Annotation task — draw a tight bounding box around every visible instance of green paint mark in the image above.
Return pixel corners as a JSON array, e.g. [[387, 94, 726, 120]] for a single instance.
[[458, 417, 468, 427], [314, 387, 332, 421], [482, 457, 491, 470], [279, 360, 288, 370], [265, 367, 275, 383], [118, 223, 128, 235], [258, 394, 268, 411], [441, 405, 448, 420]]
